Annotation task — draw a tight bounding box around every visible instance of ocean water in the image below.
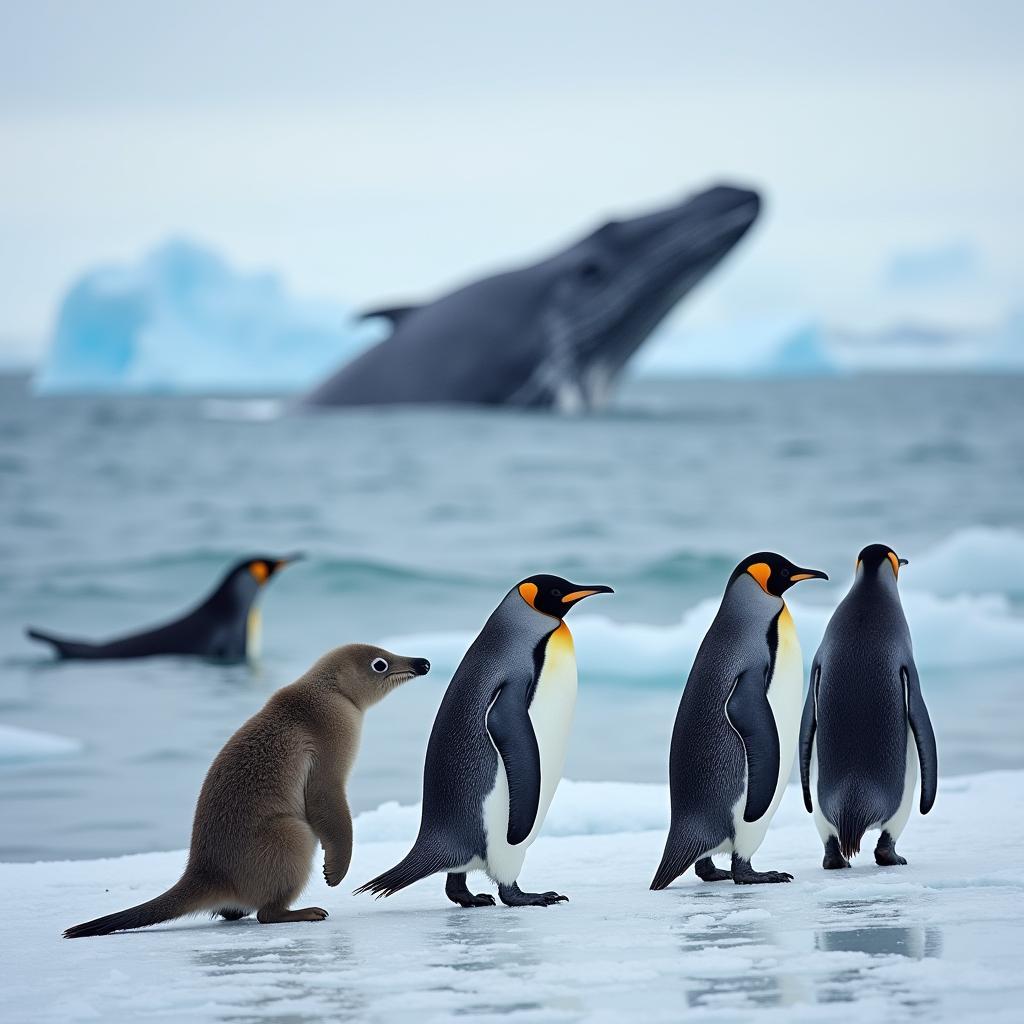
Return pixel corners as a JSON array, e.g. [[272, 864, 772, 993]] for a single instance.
[[0, 372, 1022, 861]]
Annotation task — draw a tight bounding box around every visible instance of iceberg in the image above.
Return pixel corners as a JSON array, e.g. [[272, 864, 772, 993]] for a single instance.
[[33, 240, 383, 394], [3, 771, 1021, 1020], [634, 315, 838, 378]]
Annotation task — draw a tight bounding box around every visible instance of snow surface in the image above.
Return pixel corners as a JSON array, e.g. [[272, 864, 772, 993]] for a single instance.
[[5, 772, 1022, 1022], [33, 240, 383, 394], [0, 723, 82, 762]]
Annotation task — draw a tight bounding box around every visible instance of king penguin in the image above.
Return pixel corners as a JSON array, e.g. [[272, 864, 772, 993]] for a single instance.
[[356, 574, 613, 907], [799, 544, 937, 868], [26, 554, 302, 662], [651, 553, 828, 889]]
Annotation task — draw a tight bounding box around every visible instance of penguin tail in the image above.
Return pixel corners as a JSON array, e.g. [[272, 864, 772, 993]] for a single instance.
[[355, 838, 449, 899], [834, 799, 884, 862], [64, 878, 207, 938], [650, 827, 707, 891]]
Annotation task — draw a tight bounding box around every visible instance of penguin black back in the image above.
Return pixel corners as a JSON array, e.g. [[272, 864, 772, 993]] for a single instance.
[[26, 554, 302, 662], [800, 544, 937, 863]]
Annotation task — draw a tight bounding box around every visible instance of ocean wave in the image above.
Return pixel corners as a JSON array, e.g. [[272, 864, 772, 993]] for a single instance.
[[0, 724, 82, 762], [911, 526, 1024, 596], [384, 584, 1024, 681], [201, 398, 284, 422]]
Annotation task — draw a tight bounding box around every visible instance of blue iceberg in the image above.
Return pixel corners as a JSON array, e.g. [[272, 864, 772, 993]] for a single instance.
[[634, 315, 838, 378], [33, 240, 381, 394]]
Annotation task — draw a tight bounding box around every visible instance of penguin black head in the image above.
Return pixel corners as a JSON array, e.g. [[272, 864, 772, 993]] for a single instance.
[[516, 574, 614, 619], [729, 552, 828, 598], [230, 553, 305, 587], [856, 543, 908, 580]]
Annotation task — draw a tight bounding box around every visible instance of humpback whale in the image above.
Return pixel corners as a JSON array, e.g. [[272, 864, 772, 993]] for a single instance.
[[302, 184, 761, 412]]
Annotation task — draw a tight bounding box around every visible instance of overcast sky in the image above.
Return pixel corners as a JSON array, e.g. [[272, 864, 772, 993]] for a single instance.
[[1, 1, 1021, 357]]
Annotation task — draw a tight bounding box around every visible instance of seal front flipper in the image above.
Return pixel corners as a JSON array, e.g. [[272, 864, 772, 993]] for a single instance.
[[726, 664, 781, 823], [486, 679, 542, 845], [903, 663, 937, 813], [799, 659, 820, 812]]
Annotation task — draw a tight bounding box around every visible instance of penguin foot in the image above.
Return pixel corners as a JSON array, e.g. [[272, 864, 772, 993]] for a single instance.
[[822, 837, 851, 870], [731, 854, 793, 884], [498, 882, 568, 907], [694, 857, 732, 882], [874, 831, 908, 867], [445, 872, 496, 908]]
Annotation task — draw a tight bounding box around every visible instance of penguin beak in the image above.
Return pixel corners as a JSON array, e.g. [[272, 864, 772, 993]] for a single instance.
[[275, 552, 305, 569], [898, 558, 909, 567], [561, 584, 615, 604], [789, 568, 829, 583]]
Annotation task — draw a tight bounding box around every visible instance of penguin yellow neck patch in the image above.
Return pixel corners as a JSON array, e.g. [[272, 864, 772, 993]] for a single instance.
[[249, 562, 270, 584], [518, 581, 538, 608], [887, 551, 901, 578], [746, 562, 772, 594]]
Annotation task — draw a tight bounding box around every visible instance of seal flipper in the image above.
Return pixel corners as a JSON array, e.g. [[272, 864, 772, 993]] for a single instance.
[[799, 660, 820, 812], [486, 680, 541, 845], [726, 664, 781, 822], [903, 663, 937, 813]]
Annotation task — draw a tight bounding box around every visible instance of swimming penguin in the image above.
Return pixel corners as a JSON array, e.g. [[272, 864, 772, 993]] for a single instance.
[[356, 574, 613, 907], [799, 544, 937, 869], [651, 553, 828, 889], [26, 554, 302, 662], [64, 644, 430, 937]]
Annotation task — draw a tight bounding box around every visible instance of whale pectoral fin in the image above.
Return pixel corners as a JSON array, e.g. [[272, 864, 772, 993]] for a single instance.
[[726, 665, 781, 823], [903, 663, 938, 814], [799, 661, 820, 813], [358, 304, 418, 325], [486, 682, 541, 845]]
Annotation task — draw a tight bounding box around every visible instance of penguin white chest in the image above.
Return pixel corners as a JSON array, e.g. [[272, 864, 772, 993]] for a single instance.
[[732, 605, 804, 859], [527, 623, 578, 832], [767, 606, 804, 773], [246, 608, 262, 660], [481, 623, 577, 883]]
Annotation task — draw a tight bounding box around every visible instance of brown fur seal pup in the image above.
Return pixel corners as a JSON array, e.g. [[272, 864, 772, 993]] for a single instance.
[[64, 644, 430, 937]]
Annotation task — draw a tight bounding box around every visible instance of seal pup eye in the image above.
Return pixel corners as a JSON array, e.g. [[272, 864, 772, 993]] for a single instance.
[[371, 658, 388, 673]]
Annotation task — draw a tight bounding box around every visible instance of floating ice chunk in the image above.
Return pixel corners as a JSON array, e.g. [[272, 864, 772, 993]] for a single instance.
[[33, 240, 383, 394]]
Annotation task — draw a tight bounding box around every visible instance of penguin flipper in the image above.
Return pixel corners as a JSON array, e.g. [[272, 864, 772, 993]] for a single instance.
[[25, 627, 94, 659], [726, 665, 781, 823], [903, 663, 938, 814], [486, 680, 541, 846], [799, 660, 820, 812]]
